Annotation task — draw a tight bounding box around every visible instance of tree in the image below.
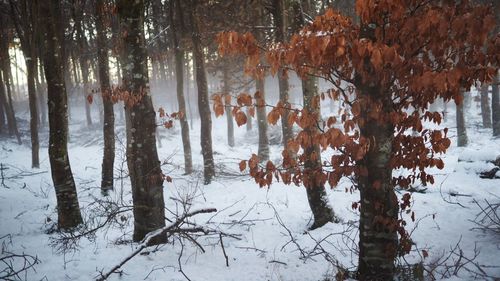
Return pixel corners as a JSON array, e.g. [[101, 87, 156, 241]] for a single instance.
[[218, 0, 499, 279], [188, 0, 215, 184], [493, 74, 500, 136], [269, 0, 294, 148], [95, 0, 115, 193], [289, 0, 336, 229], [39, 0, 83, 229], [9, 0, 40, 168], [169, 0, 193, 174], [0, 15, 22, 144], [480, 84, 492, 128], [456, 90, 468, 147], [72, 0, 93, 127], [117, 0, 166, 243]]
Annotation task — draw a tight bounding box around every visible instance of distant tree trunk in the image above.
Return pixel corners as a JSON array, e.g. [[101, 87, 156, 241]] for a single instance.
[[222, 62, 235, 147], [271, 0, 293, 147], [40, 0, 83, 229], [151, 0, 167, 84], [96, 0, 115, 194], [246, 106, 253, 131], [493, 73, 500, 137], [117, 0, 166, 243], [480, 84, 492, 128], [256, 78, 269, 161], [0, 29, 21, 144], [170, 0, 193, 174], [456, 91, 468, 147], [189, 0, 215, 184], [184, 53, 194, 129], [76, 18, 93, 127], [301, 75, 335, 229], [36, 58, 47, 125]]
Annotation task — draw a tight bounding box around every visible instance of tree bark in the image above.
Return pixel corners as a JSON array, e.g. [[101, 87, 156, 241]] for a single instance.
[[40, 0, 83, 229], [480, 84, 492, 128], [96, 0, 115, 194], [271, 0, 293, 147], [170, 0, 193, 175], [117, 0, 166, 243], [302, 75, 335, 229], [357, 114, 398, 281], [355, 22, 399, 280], [26, 56, 40, 168], [256, 77, 269, 161], [0, 25, 22, 144], [189, 0, 215, 184], [456, 90, 468, 147], [35, 58, 47, 125], [493, 73, 500, 137], [222, 62, 235, 147], [75, 16, 93, 127]]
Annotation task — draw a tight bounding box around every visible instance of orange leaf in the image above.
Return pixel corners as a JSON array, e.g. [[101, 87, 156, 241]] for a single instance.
[[239, 160, 247, 171], [87, 94, 93, 105]]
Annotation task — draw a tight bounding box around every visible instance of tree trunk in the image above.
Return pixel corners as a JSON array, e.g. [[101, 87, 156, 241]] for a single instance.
[[40, 0, 83, 229], [302, 75, 335, 229], [222, 62, 235, 147], [456, 91, 468, 147], [0, 26, 22, 144], [76, 18, 93, 127], [353, 80, 398, 280], [189, 1, 215, 184], [493, 73, 500, 137], [256, 78, 269, 161], [170, 0, 193, 175], [480, 84, 492, 128], [355, 22, 399, 280], [117, 0, 166, 243], [357, 114, 399, 280], [271, 0, 293, 147], [26, 56, 40, 168], [36, 58, 47, 125], [0, 63, 21, 144], [96, 0, 115, 194]]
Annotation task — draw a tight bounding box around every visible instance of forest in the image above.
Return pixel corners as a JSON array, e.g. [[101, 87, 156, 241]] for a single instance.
[[0, 0, 499, 280]]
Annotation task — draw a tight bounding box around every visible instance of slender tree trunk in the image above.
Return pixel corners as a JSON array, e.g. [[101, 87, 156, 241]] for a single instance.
[[222, 62, 235, 147], [271, 0, 293, 147], [0, 80, 4, 133], [40, 0, 83, 229], [246, 106, 253, 131], [96, 0, 115, 194], [0, 27, 21, 143], [480, 84, 492, 128], [117, 0, 166, 243], [36, 59, 47, 125], [184, 53, 194, 129], [189, 1, 215, 184], [456, 91, 468, 147], [169, 0, 193, 174], [256, 78, 269, 161], [76, 19, 93, 127], [0, 72, 8, 134], [26, 56, 40, 168], [493, 73, 500, 137], [301, 75, 335, 229]]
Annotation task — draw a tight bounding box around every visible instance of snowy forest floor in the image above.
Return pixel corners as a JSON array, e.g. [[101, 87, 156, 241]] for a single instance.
[[1, 97, 500, 281]]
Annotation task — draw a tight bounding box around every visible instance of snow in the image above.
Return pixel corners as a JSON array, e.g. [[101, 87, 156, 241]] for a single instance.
[[1, 90, 499, 281]]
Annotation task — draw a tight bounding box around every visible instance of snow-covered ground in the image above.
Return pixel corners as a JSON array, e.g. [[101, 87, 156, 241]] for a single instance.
[[1, 91, 499, 281]]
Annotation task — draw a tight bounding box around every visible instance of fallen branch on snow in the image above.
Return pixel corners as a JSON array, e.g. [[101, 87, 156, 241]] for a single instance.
[[95, 208, 217, 281]]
